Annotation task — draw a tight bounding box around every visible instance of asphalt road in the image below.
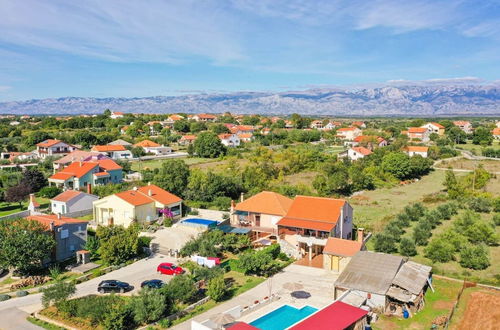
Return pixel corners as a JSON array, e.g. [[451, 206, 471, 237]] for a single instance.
[[0, 254, 177, 330]]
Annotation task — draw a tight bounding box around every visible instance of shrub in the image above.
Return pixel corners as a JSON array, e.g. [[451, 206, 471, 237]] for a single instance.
[[41, 281, 76, 308], [0, 294, 10, 301], [493, 213, 500, 226], [384, 222, 404, 242], [424, 238, 455, 263], [207, 276, 227, 302], [58, 295, 124, 325], [16, 290, 29, 297], [468, 197, 492, 213], [459, 245, 490, 270], [404, 203, 426, 221], [38, 186, 62, 198], [162, 274, 196, 304], [373, 232, 397, 253], [130, 288, 167, 324], [102, 303, 134, 330], [399, 238, 417, 257], [413, 221, 432, 246], [193, 266, 225, 282]]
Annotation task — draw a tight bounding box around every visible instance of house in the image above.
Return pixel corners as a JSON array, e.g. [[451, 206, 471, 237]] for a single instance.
[[453, 121, 473, 134], [421, 122, 445, 136], [51, 187, 99, 215], [120, 125, 130, 134], [27, 193, 41, 214], [49, 159, 123, 190], [179, 135, 197, 146], [310, 120, 324, 129], [289, 301, 368, 330], [53, 150, 108, 171], [218, 134, 240, 147], [336, 127, 362, 140], [352, 135, 387, 148], [492, 128, 500, 140], [277, 196, 353, 260], [0, 151, 37, 163], [323, 121, 339, 130], [93, 183, 182, 227], [91, 145, 132, 160], [347, 147, 372, 161], [230, 125, 255, 135], [230, 191, 293, 238], [193, 113, 217, 122], [405, 146, 429, 158], [110, 111, 125, 119], [323, 228, 364, 272], [352, 121, 366, 129], [238, 133, 254, 142], [146, 121, 166, 135], [134, 140, 172, 156], [25, 214, 88, 262], [36, 139, 78, 159], [108, 139, 132, 147], [406, 127, 430, 142]]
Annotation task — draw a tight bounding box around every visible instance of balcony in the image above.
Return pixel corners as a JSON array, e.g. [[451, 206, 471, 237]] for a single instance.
[[232, 221, 276, 234], [296, 235, 328, 246]]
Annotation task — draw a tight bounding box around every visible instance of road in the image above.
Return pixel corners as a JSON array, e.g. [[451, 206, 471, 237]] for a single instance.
[[0, 254, 176, 330]]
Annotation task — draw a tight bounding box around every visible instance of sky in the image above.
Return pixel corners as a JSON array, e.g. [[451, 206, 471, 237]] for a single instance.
[[0, 0, 499, 101]]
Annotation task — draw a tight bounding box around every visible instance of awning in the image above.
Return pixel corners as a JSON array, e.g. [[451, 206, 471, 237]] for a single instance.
[[277, 217, 335, 232]]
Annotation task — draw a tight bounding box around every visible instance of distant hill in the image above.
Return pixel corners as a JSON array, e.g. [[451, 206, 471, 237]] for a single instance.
[[1, 83, 499, 116]]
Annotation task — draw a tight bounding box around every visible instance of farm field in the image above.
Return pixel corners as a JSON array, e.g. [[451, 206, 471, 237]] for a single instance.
[[448, 286, 500, 330], [438, 158, 500, 173]]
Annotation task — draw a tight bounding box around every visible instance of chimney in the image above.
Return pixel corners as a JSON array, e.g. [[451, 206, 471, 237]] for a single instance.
[[29, 193, 35, 203], [50, 221, 55, 231], [148, 189, 153, 197], [357, 228, 364, 244], [87, 184, 92, 194], [230, 200, 235, 213], [240, 192, 244, 202]]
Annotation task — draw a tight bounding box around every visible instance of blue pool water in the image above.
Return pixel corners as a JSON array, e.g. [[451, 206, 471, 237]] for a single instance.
[[181, 218, 218, 227], [249, 305, 318, 330]]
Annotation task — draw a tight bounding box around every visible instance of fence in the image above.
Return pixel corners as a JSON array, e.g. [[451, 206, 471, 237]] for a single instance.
[[63, 209, 93, 218], [0, 210, 30, 221], [444, 280, 476, 329]]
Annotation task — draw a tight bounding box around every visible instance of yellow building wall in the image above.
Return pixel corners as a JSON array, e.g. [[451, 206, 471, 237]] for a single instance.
[[93, 195, 155, 227], [133, 203, 157, 224]]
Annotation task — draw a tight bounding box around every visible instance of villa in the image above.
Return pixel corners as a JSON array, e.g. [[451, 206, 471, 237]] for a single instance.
[[134, 140, 172, 156], [352, 135, 387, 148], [91, 145, 132, 159], [36, 139, 78, 159], [193, 113, 217, 122], [53, 150, 109, 171], [421, 122, 445, 136], [179, 135, 197, 146], [347, 147, 372, 161], [219, 133, 241, 147], [336, 127, 362, 140], [453, 120, 473, 134], [406, 127, 430, 142], [110, 111, 125, 119], [405, 146, 429, 158]]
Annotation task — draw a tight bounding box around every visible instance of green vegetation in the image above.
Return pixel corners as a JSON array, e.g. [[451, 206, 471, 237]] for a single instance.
[[27, 317, 66, 330]]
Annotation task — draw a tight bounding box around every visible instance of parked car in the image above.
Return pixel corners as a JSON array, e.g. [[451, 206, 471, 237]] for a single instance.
[[97, 280, 132, 293], [141, 279, 164, 289], [157, 263, 184, 275]]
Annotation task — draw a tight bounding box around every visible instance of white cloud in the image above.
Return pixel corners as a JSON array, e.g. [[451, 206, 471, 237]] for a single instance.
[[0, 0, 244, 64], [0, 85, 11, 92]]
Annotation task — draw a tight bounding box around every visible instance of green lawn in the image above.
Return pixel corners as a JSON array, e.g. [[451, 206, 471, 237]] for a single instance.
[[0, 197, 50, 217], [455, 140, 499, 154], [130, 157, 217, 171], [374, 278, 462, 330]]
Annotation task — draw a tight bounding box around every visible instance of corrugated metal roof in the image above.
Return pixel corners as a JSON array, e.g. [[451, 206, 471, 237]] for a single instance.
[[334, 251, 404, 295], [391, 261, 431, 295]]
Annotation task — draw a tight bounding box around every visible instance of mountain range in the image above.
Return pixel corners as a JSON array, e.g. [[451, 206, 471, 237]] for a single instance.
[[1, 83, 499, 116]]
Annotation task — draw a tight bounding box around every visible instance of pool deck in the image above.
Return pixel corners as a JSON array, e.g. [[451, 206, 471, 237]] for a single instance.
[[171, 264, 339, 330]]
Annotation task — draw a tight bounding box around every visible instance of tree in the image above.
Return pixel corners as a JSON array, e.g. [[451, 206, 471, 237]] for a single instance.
[[25, 131, 52, 146], [373, 232, 398, 253], [173, 120, 190, 133], [424, 238, 455, 263], [399, 237, 417, 256], [207, 276, 226, 302], [4, 184, 31, 206], [0, 218, 56, 274], [38, 186, 62, 198], [193, 131, 226, 158], [459, 244, 490, 270], [152, 159, 190, 197], [21, 168, 47, 192], [210, 124, 230, 134], [41, 281, 76, 308], [381, 152, 411, 180], [472, 127, 493, 145], [72, 131, 98, 148], [447, 127, 467, 144], [408, 155, 432, 178], [84, 235, 100, 259], [190, 121, 207, 133], [131, 146, 146, 158], [413, 222, 432, 246], [162, 274, 196, 303], [97, 225, 140, 265], [131, 288, 167, 324]]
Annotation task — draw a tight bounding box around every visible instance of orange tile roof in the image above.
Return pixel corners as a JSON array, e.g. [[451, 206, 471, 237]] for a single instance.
[[51, 190, 83, 202], [453, 121, 470, 126], [137, 184, 182, 205], [235, 191, 293, 216], [406, 146, 429, 152], [96, 159, 122, 171], [115, 190, 155, 206], [168, 115, 184, 121], [408, 127, 427, 133], [323, 237, 362, 256], [218, 134, 233, 139], [429, 122, 445, 129], [180, 135, 197, 140], [238, 133, 253, 139], [112, 111, 124, 115], [353, 135, 385, 144], [92, 145, 126, 152], [36, 139, 63, 147], [49, 172, 74, 181], [197, 113, 217, 119], [351, 147, 372, 156], [492, 128, 500, 135], [50, 162, 98, 180], [277, 218, 336, 232], [134, 140, 160, 148], [26, 214, 88, 227], [337, 127, 358, 132], [283, 195, 346, 224], [94, 172, 110, 177]]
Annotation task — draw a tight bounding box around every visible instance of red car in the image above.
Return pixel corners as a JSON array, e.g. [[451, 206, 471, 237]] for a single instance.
[[157, 263, 184, 275]]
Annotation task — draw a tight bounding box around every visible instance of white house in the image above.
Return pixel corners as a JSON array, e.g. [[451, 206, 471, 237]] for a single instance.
[[453, 121, 473, 134], [218, 134, 240, 147], [133, 140, 172, 155], [336, 127, 362, 140], [421, 122, 445, 136], [348, 147, 373, 161], [405, 146, 429, 158], [36, 140, 78, 159], [51, 188, 99, 215], [110, 111, 125, 119], [91, 145, 133, 160]]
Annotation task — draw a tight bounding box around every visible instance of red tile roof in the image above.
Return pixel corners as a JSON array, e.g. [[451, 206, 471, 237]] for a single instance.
[[49, 172, 75, 181], [49, 162, 98, 180], [36, 139, 63, 147], [180, 135, 197, 140], [235, 191, 293, 216], [406, 146, 429, 153], [290, 301, 367, 330], [96, 159, 122, 171], [238, 133, 253, 139], [336, 127, 358, 132], [218, 134, 233, 139], [323, 237, 362, 256], [493, 128, 500, 135], [115, 190, 155, 206], [277, 218, 336, 232], [351, 147, 372, 156], [453, 120, 471, 126], [408, 127, 427, 133], [94, 172, 110, 177], [137, 184, 182, 205], [92, 145, 126, 152], [283, 195, 346, 223], [197, 113, 217, 119], [134, 140, 160, 148], [429, 122, 445, 128], [353, 135, 385, 144], [26, 214, 88, 227], [51, 190, 83, 202], [227, 323, 259, 330]]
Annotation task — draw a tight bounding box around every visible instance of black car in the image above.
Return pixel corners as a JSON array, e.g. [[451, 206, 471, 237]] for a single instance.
[[97, 280, 132, 293], [140, 279, 164, 289]]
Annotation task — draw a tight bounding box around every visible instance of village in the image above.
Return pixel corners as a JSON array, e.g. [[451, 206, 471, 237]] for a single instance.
[[0, 111, 498, 330]]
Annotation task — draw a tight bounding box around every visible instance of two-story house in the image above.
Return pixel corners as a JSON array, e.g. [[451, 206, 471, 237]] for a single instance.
[[406, 127, 430, 142], [453, 121, 473, 134], [218, 134, 241, 147], [421, 122, 445, 136], [347, 147, 372, 161], [336, 127, 362, 140], [405, 146, 429, 158], [53, 150, 109, 171], [134, 140, 172, 156], [193, 113, 217, 122], [91, 145, 133, 160], [277, 196, 353, 261], [48, 159, 123, 190], [36, 139, 78, 159], [352, 135, 387, 149]]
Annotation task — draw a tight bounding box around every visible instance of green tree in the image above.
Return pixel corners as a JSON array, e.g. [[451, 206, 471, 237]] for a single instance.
[[447, 127, 467, 144], [152, 159, 190, 197], [413, 222, 432, 246], [21, 168, 47, 192], [173, 120, 190, 133], [193, 131, 226, 158], [459, 244, 490, 270], [381, 152, 411, 180], [24, 131, 53, 146], [373, 232, 398, 253], [472, 127, 493, 145], [162, 274, 196, 303], [210, 124, 230, 134], [41, 281, 76, 308], [0, 218, 56, 274], [190, 121, 207, 133], [131, 288, 167, 324], [424, 238, 455, 263], [399, 238, 417, 256], [207, 276, 226, 302], [131, 146, 146, 158], [97, 225, 140, 265]]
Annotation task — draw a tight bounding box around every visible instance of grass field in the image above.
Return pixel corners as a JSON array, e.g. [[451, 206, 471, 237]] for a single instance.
[[438, 158, 500, 173], [130, 157, 218, 171], [374, 278, 462, 330], [0, 197, 50, 217], [456, 140, 500, 154]]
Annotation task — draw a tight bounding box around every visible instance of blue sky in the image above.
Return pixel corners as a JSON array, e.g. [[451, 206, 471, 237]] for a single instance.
[[0, 0, 499, 101]]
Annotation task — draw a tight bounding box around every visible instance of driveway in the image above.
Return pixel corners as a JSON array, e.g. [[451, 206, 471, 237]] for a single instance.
[[0, 254, 177, 330]]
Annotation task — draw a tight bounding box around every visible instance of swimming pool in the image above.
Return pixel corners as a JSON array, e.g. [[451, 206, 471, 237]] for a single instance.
[[249, 305, 318, 330], [180, 218, 218, 228]]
